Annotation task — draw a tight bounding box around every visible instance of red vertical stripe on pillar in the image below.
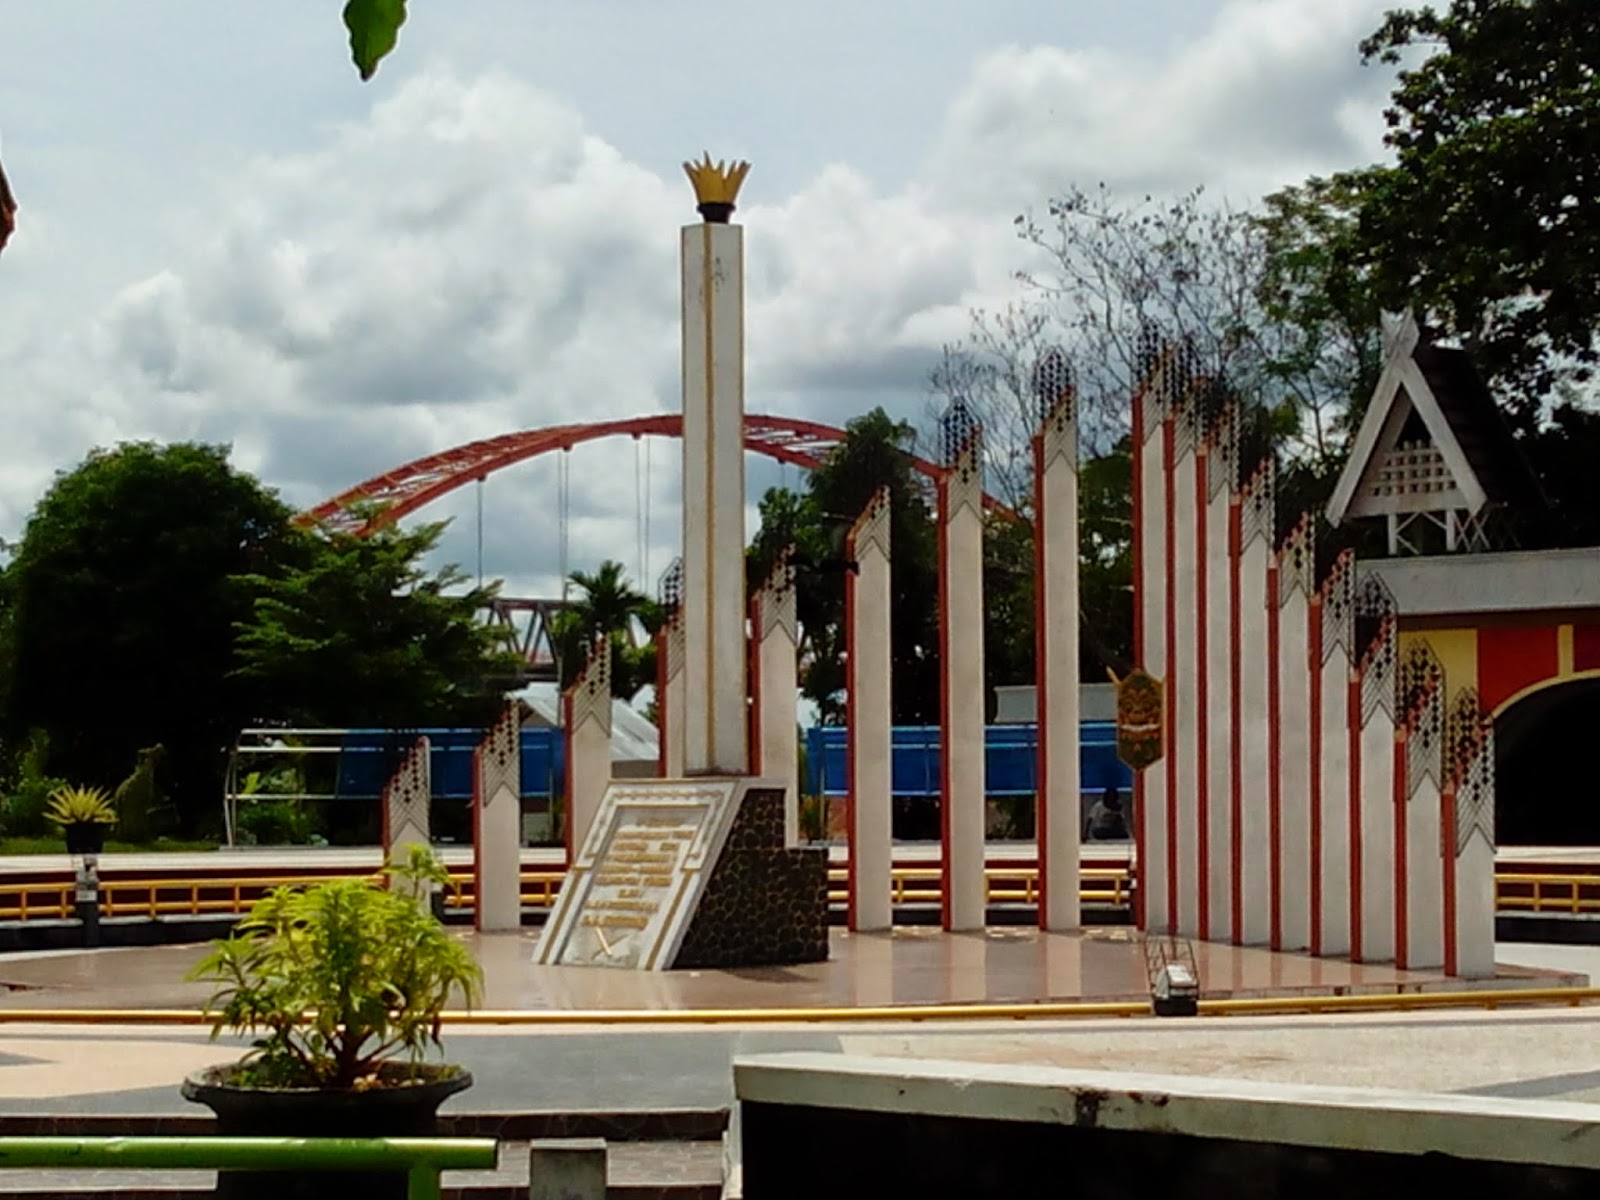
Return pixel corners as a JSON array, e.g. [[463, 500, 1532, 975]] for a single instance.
[[937, 480, 955, 932], [562, 691, 575, 868], [1033, 432, 1051, 930], [1195, 451, 1210, 940], [1228, 502, 1243, 943], [1348, 675, 1364, 961], [655, 628, 668, 778], [1394, 730, 1409, 967], [845, 551, 860, 932], [1163, 420, 1179, 933], [1442, 788, 1458, 976], [1308, 601, 1323, 957], [1267, 564, 1282, 951], [748, 595, 763, 776], [1131, 395, 1146, 931]]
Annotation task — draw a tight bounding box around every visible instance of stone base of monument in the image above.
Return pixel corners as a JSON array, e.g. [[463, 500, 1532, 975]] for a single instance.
[[535, 778, 828, 971]]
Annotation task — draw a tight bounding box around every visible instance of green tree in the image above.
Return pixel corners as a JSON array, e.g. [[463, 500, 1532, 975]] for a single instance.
[[1355, 0, 1600, 426], [233, 519, 518, 729], [1, 443, 297, 833], [551, 560, 660, 701], [747, 409, 941, 725], [343, 0, 409, 80]]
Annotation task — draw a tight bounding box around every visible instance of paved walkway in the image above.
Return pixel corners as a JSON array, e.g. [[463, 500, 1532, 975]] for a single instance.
[[0, 927, 1575, 1015]]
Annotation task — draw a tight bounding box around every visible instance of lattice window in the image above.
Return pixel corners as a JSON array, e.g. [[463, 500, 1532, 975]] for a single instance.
[[1365, 440, 1453, 501]]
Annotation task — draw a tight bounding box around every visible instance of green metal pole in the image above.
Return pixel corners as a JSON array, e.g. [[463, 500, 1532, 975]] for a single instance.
[[0, 1136, 497, 1175], [407, 1162, 443, 1200]]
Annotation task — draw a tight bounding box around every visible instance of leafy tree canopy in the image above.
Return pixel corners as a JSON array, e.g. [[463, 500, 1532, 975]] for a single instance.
[[1, 442, 298, 832], [232, 517, 519, 730], [1355, 0, 1600, 425], [551, 560, 661, 701]]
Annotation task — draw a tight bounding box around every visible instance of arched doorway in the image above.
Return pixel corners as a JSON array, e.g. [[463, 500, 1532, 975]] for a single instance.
[[1494, 674, 1600, 845]]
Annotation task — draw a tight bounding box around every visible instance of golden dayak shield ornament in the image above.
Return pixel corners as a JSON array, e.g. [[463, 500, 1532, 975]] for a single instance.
[[1116, 669, 1165, 771]]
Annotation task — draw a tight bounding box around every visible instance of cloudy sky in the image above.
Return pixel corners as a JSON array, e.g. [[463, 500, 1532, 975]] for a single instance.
[[0, 0, 1400, 600]]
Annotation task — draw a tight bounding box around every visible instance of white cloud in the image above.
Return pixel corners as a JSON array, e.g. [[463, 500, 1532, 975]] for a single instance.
[[0, 0, 1396, 597]]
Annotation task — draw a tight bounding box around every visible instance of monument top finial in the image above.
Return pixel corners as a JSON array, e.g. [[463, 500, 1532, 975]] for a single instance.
[[683, 152, 750, 223]]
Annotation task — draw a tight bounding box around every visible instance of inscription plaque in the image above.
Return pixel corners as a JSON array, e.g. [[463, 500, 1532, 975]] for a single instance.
[[535, 779, 745, 970]]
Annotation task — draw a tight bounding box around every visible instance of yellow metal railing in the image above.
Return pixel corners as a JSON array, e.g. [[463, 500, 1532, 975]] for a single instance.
[[1493, 871, 1600, 915], [3, 865, 1597, 924]]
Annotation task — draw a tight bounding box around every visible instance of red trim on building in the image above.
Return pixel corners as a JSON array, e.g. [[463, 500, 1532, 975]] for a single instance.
[[1575, 623, 1600, 673], [1267, 563, 1282, 951], [1393, 729, 1409, 967], [1478, 626, 1560, 712], [1308, 599, 1323, 957], [1347, 675, 1363, 961], [1033, 431, 1051, 930], [1228, 501, 1243, 943], [1194, 451, 1211, 941]]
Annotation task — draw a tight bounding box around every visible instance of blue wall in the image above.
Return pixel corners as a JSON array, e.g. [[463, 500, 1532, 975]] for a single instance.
[[803, 722, 1131, 798], [332, 728, 564, 800]]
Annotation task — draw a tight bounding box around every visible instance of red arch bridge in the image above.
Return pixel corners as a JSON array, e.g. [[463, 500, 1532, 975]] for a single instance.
[[296, 412, 1010, 681]]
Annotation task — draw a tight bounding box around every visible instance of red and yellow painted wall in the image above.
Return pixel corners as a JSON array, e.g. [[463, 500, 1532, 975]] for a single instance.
[[1400, 619, 1600, 717]]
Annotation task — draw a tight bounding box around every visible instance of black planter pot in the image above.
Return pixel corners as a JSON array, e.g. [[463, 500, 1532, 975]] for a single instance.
[[63, 823, 106, 856], [182, 1061, 473, 1200]]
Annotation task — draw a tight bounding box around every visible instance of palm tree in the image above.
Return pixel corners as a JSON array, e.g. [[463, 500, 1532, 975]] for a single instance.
[[556, 561, 658, 700]]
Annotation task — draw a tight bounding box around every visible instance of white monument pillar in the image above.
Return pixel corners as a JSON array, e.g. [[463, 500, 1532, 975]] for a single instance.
[[1272, 520, 1314, 952], [1446, 696, 1496, 978], [1315, 554, 1354, 957], [847, 488, 893, 932], [563, 639, 612, 859], [1234, 464, 1274, 945], [1168, 397, 1202, 937], [753, 553, 801, 846], [381, 736, 431, 903], [1133, 373, 1170, 933], [1356, 612, 1398, 963], [473, 704, 522, 932], [680, 155, 752, 776], [1031, 353, 1080, 932], [938, 401, 987, 932], [1202, 408, 1238, 942], [660, 608, 687, 778], [1399, 647, 1446, 970]]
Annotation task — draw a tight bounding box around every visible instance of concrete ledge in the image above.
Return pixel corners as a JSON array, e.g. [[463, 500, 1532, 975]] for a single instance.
[[734, 1052, 1600, 1171]]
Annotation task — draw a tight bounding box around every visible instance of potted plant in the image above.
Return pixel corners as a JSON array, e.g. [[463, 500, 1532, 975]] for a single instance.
[[43, 785, 116, 855], [183, 847, 484, 1200]]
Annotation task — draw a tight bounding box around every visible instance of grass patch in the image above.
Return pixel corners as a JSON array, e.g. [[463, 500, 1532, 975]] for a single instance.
[[0, 837, 218, 855]]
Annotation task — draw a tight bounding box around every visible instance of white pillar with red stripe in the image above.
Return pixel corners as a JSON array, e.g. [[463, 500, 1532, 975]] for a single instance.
[[1133, 376, 1170, 933], [938, 401, 988, 932], [1202, 407, 1237, 942], [1234, 463, 1274, 945], [1032, 353, 1081, 932], [473, 705, 522, 932], [1399, 647, 1446, 969], [1355, 603, 1398, 962], [753, 554, 800, 845], [1316, 554, 1354, 957], [563, 639, 612, 859], [1167, 395, 1203, 937], [1273, 520, 1314, 952], [847, 488, 893, 932], [1447, 697, 1496, 978]]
